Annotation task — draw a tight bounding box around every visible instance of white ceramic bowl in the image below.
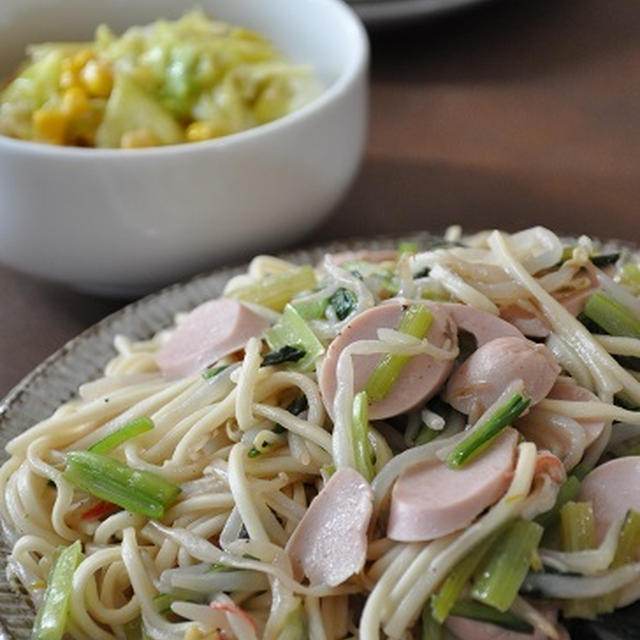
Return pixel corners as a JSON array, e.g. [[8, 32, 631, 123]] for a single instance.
[[0, 0, 368, 295]]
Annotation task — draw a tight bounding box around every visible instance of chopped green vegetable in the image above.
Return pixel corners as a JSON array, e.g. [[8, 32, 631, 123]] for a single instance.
[[64, 451, 181, 519], [561, 501, 596, 552], [591, 253, 621, 268], [152, 593, 175, 614], [613, 510, 640, 566], [421, 605, 443, 640], [322, 463, 336, 477], [560, 501, 597, 618], [247, 396, 308, 457], [291, 298, 329, 321], [621, 263, 640, 294], [202, 364, 230, 380], [276, 603, 307, 640], [261, 345, 306, 367], [584, 292, 640, 339], [88, 416, 154, 454], [431, 531, 501, 623], [472, 519, 543, 612], [352, 391, 375, 482], [96, 72, 184, 147], [266, 304, 324, 371], [365, 305, 434, 402], [599, 510, 640, 613], [415, 425, 440, 446], [123, 618, 143, 640], [398, 241, 419, 255], [328, 287, 358, 321], [449, 601, 534, 634], [32, 540, 82, 640], [414, 267, 432, 279], [535, 475, 581, 530], [447, 393, 531, 469], [228, 265, 316, 312]]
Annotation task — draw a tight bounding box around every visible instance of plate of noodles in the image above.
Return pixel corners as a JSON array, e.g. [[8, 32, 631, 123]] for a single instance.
[[1, 226, 640, 640]]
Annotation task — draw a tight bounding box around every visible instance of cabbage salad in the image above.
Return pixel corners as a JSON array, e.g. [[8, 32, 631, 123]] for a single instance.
[[0, 11, 320, 148]]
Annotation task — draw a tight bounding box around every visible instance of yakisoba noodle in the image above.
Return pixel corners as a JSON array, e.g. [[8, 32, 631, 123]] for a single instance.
[[2, 227, 640, 640]]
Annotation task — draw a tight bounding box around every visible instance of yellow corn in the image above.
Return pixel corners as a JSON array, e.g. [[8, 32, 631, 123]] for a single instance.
[[184, 626, 202, 640], [59, 69, 80, 91], [61, 86, 89, 118], [185, 121, 229, 142], [81, 60, 113, 98], [71, 48, 94, 72], [185, 121, 215, 142], [32, 109, 66, 144], [120, 129, 156, 149]]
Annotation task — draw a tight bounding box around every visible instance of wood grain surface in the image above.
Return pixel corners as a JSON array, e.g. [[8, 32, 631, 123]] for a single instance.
[[1, 0, 639, 396]]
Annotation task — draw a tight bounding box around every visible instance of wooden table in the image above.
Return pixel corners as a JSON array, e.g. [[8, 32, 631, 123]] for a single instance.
[[2, 0, 639, 397]]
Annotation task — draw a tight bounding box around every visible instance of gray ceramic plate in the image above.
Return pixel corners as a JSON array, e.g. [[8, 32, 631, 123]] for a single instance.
[[0, 232, 633, 640], [349, 0, 495, 26]]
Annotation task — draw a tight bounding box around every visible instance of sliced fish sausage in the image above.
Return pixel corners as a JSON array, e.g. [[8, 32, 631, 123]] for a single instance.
[[286, 468, 373, 587], [156, 298, 269, 378], [578, 457, 640, 543], [547, 380, 607, 446], [500, 304, 551, 338], [445, 336, 560, 417], [444, 303, 524, 346], [446, 608, 567, 640], [319, 302, 457, 420], [387, 428, 518, 541]]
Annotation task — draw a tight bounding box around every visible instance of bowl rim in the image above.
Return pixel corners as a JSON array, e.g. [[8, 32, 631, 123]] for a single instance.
[[0, 0, 369, 158]]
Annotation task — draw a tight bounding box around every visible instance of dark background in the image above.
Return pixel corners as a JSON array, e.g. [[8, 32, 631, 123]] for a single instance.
[[2, 0, 639, 395]]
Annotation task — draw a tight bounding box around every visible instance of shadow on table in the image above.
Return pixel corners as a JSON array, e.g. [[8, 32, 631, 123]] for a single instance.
[[314, 155, 639, 241], [369, 0, 640, 84]]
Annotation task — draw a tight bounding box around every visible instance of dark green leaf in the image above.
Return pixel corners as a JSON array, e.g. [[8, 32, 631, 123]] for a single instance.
[[329, 287, 358, 321], [261, 346, 306, 366]]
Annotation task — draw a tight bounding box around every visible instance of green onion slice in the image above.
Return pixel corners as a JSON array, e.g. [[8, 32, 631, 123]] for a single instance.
[[352, 391, 375, 481], [88, 416, 154, 454], [446, 392, 530, 469], [64, 451, 181, 519], [365, 305, 434, 402], [32, 540, 82, 640]]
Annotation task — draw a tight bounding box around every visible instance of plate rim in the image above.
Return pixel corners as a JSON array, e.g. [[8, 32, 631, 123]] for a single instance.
[[351, 0, 495, 26]]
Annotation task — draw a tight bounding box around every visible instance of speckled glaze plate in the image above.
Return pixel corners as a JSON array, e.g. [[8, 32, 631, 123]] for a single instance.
[[349, 0, 494, 26], [0, 232, 635, 640]]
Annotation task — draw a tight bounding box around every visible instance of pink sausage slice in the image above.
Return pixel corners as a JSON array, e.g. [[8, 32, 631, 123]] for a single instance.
[[443, 303, 524, 346], [319, 302, 457, 420], [445, 336, 560, 418], [286, 468, 373, 586], [500, 304, 551, 339], [578, 457, 640, 543], [446, 609, 567, 640], [156, 299, 269, 378], [547, 380, 606, 446], [387, 428, 518, 541]]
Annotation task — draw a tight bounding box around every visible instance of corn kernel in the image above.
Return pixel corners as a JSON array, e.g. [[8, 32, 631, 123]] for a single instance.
[[71, 48, 94, 72], [81, 60, 113, 98], [61, 86, 89, 118], [59, 69, 80, 91], [185, 121, 215, 142], [32, 109, 66, 144], [184, 626, 202, 640], [120, 129, 156, 149]]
